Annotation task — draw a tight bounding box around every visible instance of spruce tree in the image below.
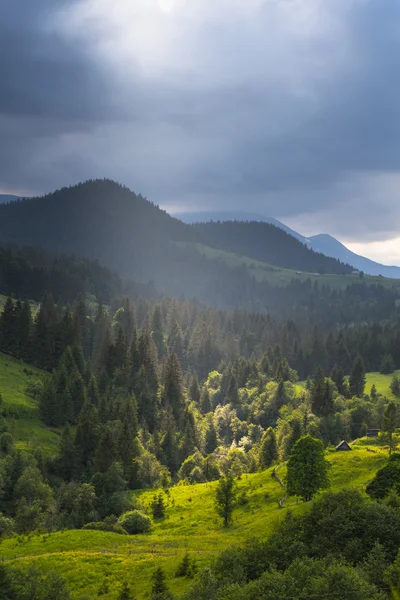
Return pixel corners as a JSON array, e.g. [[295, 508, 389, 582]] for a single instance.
[[349, 356, 366, 398], [151, 567, 172, 600], [310, 367, 325, 416], [0, 297, 15, 354], [259, 427, 278, 469], [205, 421, 218, 455]]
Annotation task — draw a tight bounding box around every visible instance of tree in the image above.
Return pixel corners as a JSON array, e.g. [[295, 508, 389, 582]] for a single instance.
[[259, 427, 278, 469], [151, 492, 166, 519], [0, 564, 16, 600], [391, 376, 400, 398], [215, 476, 237, 528], [349, 356, 366, 397], [151, 567, 173, 600], [287, 435, 330, 501], [380, 354, 395, 375], [205, 421, 218, 455], [118, 581, 135, 600], [310, 367, 325, 416], [382, 401, 397, 455]]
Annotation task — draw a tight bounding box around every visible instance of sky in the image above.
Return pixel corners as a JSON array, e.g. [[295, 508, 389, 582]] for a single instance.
[[1, 0, 400, 265]]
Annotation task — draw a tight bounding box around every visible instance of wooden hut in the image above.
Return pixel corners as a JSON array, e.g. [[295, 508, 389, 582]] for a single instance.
[[336, 440, 351, 451], [366, 429, 380, 438]]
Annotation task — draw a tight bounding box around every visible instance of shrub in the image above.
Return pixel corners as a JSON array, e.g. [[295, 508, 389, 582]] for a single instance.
[[117, 510, 152, 534], [82, 521, 127, 535]]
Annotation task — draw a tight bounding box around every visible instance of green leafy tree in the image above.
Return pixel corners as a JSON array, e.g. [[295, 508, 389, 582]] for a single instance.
[[287, 435, 330, 501], [215, 476, 237, 528], [0, 564, 16, 600], [259, 427, 278, 469], [382, 402, 397, 455]]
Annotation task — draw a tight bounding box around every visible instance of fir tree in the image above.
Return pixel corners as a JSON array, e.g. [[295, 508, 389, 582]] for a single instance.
[[310, 367, 325, 416], [349, 356, 366, 397], [259, 427, 278, 469], [205, 422, 218, 455]]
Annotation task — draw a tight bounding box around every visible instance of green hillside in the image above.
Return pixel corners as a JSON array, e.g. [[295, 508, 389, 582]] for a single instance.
[[178, 242, 400, 291], [0, 446, 388, 599], [0, 353, 60, 454]]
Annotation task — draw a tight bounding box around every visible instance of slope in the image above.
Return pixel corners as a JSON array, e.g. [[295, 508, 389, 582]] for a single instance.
[[310, 233, 400, 279], [0, 353, 60, 454], [179, 210, 400, 279], [191, 221, 353, 275], [0, 180, 353, 294], [0, 446, 388, 599]]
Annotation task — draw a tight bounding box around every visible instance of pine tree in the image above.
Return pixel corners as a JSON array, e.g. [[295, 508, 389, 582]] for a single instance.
[[151, 567, 172, 600], [56, 425, 78, 481], [0, 297, 16, 354], [310, 367, 325, 416], [391, 375, 400, 398], [380, 354, 395, 375], [349, 356, 366, 397], [151, 306, 166, 359], [75, 400, 100, 469], [163, 353, 185, 428], [200, 388, 211, 414], [189, 374, 201, 404], [205, 422, 218, 455], [117, 581, 134, 600]]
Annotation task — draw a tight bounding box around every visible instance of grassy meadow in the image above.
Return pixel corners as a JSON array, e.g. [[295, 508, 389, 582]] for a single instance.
[[176, 242, 400, 291], [0, 353, 60, 454], [1, 446, 389, 599]]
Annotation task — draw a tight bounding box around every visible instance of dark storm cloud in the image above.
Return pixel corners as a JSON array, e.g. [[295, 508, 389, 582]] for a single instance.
[[2, 0, 400, 245], [0, 0, 113, 120]]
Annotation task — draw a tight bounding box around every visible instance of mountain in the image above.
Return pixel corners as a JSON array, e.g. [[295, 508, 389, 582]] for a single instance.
[[177, 210, 400, 278], [309, 234, 400, 278], [0, 179, 359, 311], [191, 221, 351, 275], [175, 210, 309, 244]]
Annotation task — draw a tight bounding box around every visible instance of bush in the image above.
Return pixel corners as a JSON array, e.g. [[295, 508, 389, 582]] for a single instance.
[[117, 510, 152, 534], [82, 521, 127, 535]]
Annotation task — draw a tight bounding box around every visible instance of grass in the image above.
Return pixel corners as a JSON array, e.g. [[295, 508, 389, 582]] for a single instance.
[[298, 369, 400, 400], [176, 242, 400, 290], [0, 353, 60, 454], [365, 371, 400, 399], [1, 446, 389, 599]]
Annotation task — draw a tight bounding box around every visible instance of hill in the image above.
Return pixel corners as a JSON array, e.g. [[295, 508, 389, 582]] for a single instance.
[[309, 233, 400, 278], [0, 353, 60, 453], [0, 446, 388, 599], [191, 221, 352, 275], [178, 210, 400, 279], [0, 180, 357, 308]]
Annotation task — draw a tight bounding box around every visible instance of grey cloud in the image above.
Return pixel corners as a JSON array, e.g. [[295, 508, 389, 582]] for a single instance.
[[2, 0, 400, 245]]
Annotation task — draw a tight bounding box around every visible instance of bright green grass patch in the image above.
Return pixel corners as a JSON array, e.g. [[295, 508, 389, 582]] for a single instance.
[[0, 353, 60, 454], [365, 371, 400, 399], [298, 370, 400, 400], [175, 242, 400, 291], [1, 447, 389, 600]]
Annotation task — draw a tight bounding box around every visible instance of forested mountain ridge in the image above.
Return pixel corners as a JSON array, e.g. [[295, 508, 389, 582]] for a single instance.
[[0, 180, 355, 306]]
